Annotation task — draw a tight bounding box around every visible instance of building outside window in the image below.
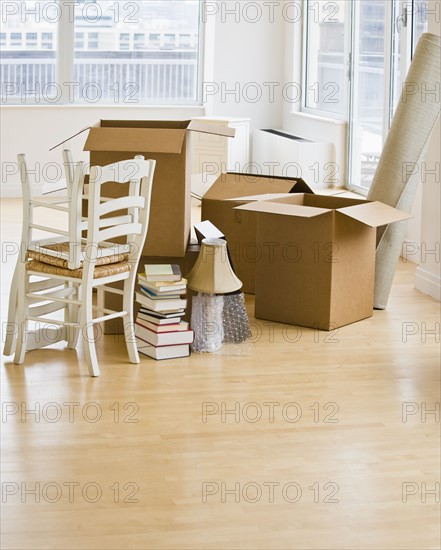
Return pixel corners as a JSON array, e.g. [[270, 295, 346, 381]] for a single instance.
[[1, 0, 201, 105]]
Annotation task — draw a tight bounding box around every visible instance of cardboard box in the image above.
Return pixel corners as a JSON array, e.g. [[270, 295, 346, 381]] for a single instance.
[[104, 244, 201, 335], [236, 194, 411, 330], [52, 120, 234, 257], [201, 173, 315, 293]]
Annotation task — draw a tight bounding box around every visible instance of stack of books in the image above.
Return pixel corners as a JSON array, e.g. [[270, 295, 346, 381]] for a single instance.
[[135, 264, 194, 360]]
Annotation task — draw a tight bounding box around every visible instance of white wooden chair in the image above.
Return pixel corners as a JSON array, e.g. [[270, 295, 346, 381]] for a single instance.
[[3, 150, 118, 356], [3, 152, 79, 356], [13, 157, 156, 377]]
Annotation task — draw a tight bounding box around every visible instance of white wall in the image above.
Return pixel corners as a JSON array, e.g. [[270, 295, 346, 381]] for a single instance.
[[203, 0, 285, 134], [0, 105, 204, 197], [414, 5, 441, 300]]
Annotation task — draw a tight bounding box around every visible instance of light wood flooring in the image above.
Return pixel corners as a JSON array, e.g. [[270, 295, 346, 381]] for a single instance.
[[1, 198, 440, 550]]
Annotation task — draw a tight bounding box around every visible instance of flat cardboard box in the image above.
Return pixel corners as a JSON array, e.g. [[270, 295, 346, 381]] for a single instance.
[[236, 194, 411, 330], [51, 120, 234, 257], [201, 173, 315, 293], [104, 244, 200, 335]]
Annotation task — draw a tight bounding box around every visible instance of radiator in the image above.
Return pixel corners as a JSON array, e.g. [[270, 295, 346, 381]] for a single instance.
[[252, 129, 334, 188]]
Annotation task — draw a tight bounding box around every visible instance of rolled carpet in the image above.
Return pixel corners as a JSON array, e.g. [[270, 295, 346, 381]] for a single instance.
[[367, 32, 441, 308]]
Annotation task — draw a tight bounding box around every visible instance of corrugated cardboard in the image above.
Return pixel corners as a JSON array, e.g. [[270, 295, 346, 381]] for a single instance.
[[51, 120, 234, 257], [236, 194, 411, 330], [201, 173, 315, 293]]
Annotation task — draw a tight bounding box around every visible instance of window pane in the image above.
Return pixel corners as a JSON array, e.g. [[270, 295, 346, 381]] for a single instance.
[[349, 0, 386, 190], [0, 1, 57, 102], [73, 0, 201, 104], [304, 0, 346, 115], [412, 1, 429, 53]]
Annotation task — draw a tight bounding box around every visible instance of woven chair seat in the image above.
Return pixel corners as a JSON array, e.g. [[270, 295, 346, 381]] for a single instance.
[[27, 259, 132, 279], [29, 241, 129, 269]]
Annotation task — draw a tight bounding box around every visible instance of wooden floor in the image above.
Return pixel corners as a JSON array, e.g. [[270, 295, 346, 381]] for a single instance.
[[1, 198, 440, 550]]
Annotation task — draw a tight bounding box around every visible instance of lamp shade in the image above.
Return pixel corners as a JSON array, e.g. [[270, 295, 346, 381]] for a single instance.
[[187, 238, 242, 294]]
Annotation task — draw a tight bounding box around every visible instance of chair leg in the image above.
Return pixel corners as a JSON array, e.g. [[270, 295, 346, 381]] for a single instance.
[[123, 279, 139, 364], [81, 285, 100, 377], [14, 264, 28, 365], [3, 262, 19, 356], [66, 282, 81, 349]]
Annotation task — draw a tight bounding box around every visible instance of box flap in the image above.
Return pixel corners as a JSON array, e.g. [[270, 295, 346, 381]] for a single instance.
[[101, 119, 190, 129], [187, 120, 236, 138], [288, 178, 315, 194], [337, 201, 412, 227], [203, 173, 305, 201], [194, 220, 225, 243], [225, 193, 294, 202], [235, 201, 330, 218], [84, 127, 186, 154]]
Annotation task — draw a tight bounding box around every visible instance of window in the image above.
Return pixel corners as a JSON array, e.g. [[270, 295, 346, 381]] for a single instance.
[[164, 33, 176, 48], [149, 33, 161, 47], [11, 33, 23, 47], [303, 1, 347, 116], [134, 33, 145, 50], [26, 33, 38, 47], [180, 34, 192, 48], [1, 0, 201, 105], [75, 32, 84, 49], [302, 0, 429, 192], [88, 32, 99, 49]]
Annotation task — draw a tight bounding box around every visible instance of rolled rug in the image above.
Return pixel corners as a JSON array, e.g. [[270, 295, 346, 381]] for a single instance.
[[367, 33, 441, 309]]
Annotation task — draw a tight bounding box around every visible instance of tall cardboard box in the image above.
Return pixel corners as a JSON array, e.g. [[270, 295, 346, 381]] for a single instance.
[[52, 120, 234, 257], [236, 194, 411, 330], [201, 173, 314, 293]]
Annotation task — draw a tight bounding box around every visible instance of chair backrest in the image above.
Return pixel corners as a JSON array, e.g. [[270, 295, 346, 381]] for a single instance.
[[17, 154, 33, 247], [18, 153, 86, 269], [78, 156, 156, 279], [62, 148, 75, 196]]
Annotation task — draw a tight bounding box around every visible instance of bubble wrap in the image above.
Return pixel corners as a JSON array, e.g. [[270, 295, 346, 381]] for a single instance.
[[191, 293, 252, 354]]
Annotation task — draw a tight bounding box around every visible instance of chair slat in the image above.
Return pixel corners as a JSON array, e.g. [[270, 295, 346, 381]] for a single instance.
[[98, 223, 143, 242], [98, 195, 145, 216]]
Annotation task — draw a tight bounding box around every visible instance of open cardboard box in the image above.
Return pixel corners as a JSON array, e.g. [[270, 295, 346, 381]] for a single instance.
[[235, 194, 411, 330], [51, 120, 235, 257], [201, 172, 320, 293]]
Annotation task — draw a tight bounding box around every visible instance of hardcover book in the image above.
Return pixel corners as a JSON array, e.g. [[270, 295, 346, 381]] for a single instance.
[[143, 264, 182, 282], [136, 318, 189, 333], [137, 310, 185, 325], [135, 292, 187, 312], [136, 340, 190, 360], [135, 323, 194, 347]]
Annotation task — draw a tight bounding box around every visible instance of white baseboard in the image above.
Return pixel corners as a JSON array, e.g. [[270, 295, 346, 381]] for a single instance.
[[414, 265, 441, 301]]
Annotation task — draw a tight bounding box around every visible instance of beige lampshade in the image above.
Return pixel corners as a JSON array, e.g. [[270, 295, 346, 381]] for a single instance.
[[187, 238, 242, 294]]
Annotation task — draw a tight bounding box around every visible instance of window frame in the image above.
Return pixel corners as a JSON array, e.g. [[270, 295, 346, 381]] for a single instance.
[[300, 0, 429, 193]]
